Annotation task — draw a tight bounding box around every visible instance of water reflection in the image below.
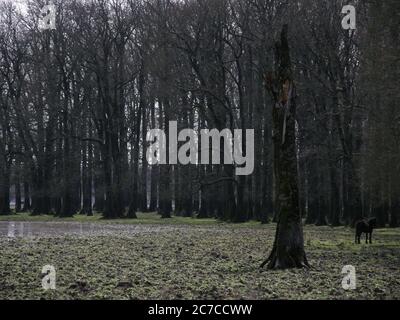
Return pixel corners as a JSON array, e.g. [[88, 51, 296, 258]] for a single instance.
[[1, 221, 89, 238], [0, 221, 181, 238], [7, 222, 15, 237]]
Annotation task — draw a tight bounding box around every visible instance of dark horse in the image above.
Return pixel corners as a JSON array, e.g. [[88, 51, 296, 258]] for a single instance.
[[355, 217, 377, 244]]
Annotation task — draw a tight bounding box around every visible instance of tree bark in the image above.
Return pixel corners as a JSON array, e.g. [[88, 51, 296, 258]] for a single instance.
[[261, 25, 309, 269]]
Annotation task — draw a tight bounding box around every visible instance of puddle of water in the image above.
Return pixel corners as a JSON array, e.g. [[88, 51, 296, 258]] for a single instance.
[[1, 221, 89, 238], [0, 221, 184, 239], [7, 222, 15, 237], [0, 220, 231, 239]]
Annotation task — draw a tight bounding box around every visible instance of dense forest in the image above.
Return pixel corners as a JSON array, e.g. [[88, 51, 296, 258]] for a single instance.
[[0, 0, 399, 230]]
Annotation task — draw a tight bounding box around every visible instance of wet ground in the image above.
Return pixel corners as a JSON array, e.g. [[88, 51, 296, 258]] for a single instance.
[[0, 220, 399, 300]]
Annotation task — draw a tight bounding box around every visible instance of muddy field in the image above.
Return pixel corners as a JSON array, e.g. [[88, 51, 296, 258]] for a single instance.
[[0, 218, 399, 300]]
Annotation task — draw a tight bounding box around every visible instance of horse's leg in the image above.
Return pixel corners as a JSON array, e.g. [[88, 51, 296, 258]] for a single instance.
[[365, 233, 368, 244], [370, 231, 372, 244]]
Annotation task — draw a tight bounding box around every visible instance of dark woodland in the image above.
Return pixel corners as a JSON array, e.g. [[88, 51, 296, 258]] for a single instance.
[[0, 0, 399, 271]]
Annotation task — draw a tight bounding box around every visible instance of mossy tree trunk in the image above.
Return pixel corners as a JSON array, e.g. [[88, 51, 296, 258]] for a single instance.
[[261, 25, 309, 269]]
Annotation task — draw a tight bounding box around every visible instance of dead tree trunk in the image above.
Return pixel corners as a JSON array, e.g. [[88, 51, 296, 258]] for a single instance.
[[261, 25, 309, 269]]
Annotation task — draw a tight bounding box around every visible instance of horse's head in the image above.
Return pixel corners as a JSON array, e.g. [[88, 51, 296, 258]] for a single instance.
[[368, 217, 377, 228]]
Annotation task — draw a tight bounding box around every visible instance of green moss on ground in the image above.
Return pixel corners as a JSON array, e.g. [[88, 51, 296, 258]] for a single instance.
[[0, 221, 399, 300]]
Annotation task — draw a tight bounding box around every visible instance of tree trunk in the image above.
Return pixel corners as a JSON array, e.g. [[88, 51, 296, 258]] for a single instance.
[[22, 179, 31, 212], [159, 100, 172, 218], [15, 161, 22, 213], [261, 25, 309, 269], [93, 147, 104, 212], [148, 101, 158, 212], [0, 163, 11, 215]]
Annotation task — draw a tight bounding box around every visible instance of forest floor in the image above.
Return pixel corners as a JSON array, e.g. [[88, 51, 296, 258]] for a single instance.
[[0, 212, 399, 300]]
